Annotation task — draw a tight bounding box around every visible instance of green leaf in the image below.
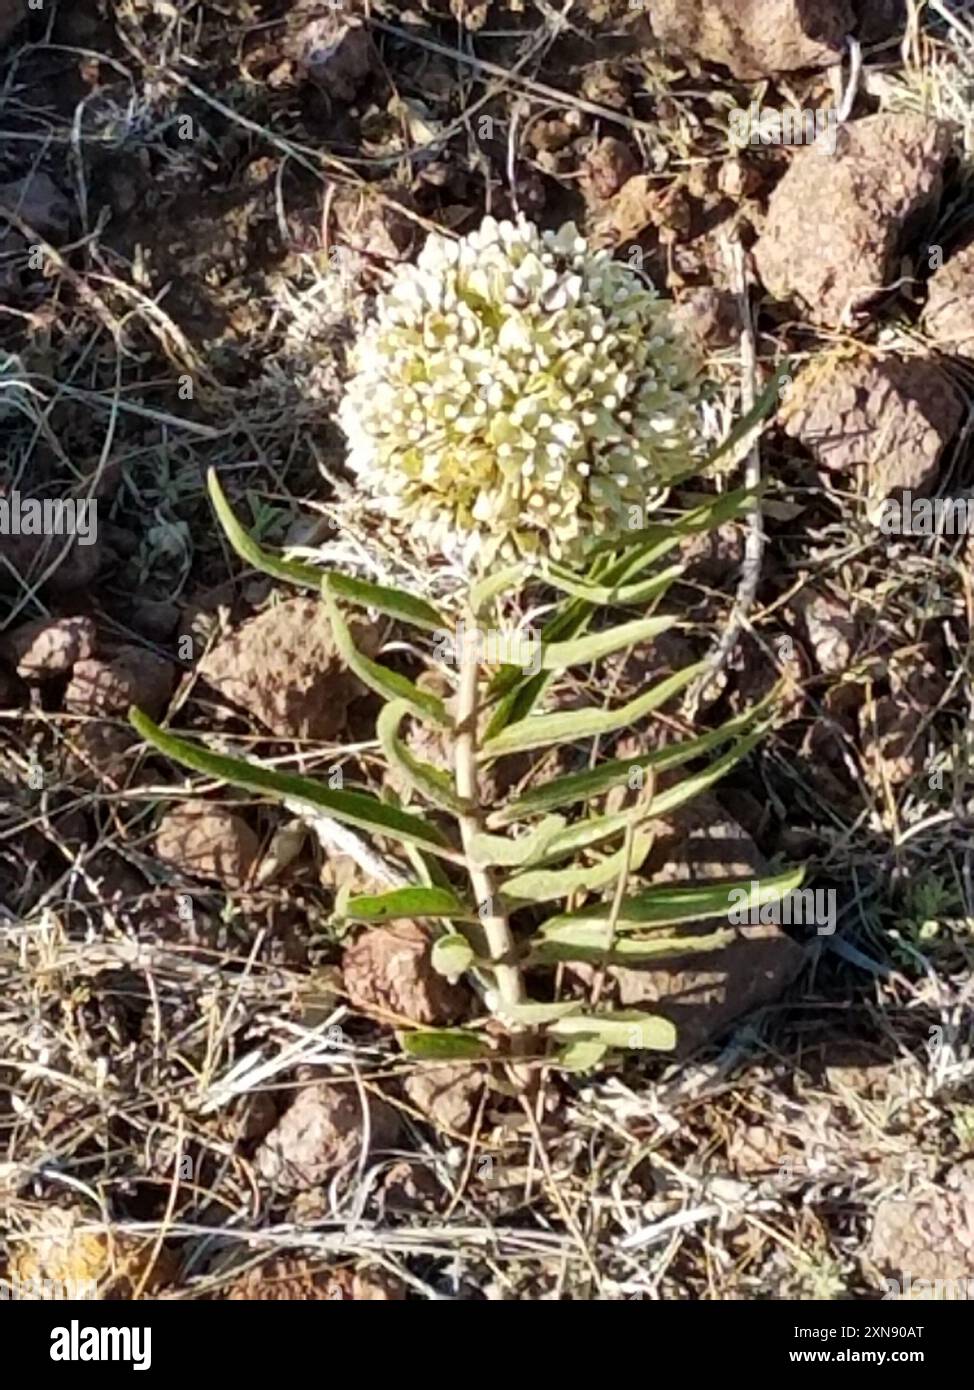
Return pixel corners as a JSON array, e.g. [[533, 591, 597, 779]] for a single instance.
[[208, 468, 328, 589], [343, 885, 469, 922], [648, 730, 765, 818], [540, 866, 807, 934], [208, 469, 446, 630], [494, 1000, 585, 1025], [324, 572, 446, 633], [129, 708, 459, 861], [431, 933, 475, 980], [530, 926, 735, 965], [527, 809, 651, 865], [377, 701, 467, 813], [540, 562, 685, 608], [470, 563, 529, 615], [481, 660, 707, 760], [322, 592, 450, 727], [546, 1010, 677, 1051], [398, 1028, 492, 1060], [540, 615, 677, 671], [470, 816, 567, 868], [554, 1039, 609, 1072], [500, 832, 652, 906], [489, 696, 779, 826]]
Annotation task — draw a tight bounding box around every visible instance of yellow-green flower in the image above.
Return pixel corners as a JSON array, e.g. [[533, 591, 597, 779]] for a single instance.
[[338, 216, 700, 566]]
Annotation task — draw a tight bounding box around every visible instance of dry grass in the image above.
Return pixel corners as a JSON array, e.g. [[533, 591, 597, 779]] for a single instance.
[[2, 0, 974, 1302]]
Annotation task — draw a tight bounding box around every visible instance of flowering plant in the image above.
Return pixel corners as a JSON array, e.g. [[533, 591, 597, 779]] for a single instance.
[[132, 218, 801, 1067]]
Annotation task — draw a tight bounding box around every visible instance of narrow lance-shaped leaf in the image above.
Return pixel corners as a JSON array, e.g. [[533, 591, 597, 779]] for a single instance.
[[530, 926, 735, 965], [208, 469, 446, 630], [500, 832, 653, 906], [469, 816, 567, 868], [322, 592, 450, 727], [377, 700, 468, 813], [481, 660, 707, 760], [539, 561, 684, 608], [489, 701, 772, 826], [526, 807, 653, 866], [129, 708, 461, 861], [546, 1010, 677, 1051], [540, 866, 807, 934], [342, 885, 470, 922], [397, 1028, 492, 1060], [540, 615, 677, 672]]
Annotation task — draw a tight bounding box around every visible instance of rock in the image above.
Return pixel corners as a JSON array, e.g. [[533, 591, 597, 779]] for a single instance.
[[0, 0, 24, 44], [0, 531, 103, 597], [65, 646, 175, 720], [332, 183, 419, 263], [649, 0, 853, 80], [5, 615, 96, 681], [154, 800, 260, 890], [381, 1160, 439, 1212], [753, 114, 950, 328], [670, 286, 740, 351], [582, 137, 639, 202], [782, 354, 963, 504], [342, 921, 469, 1027], [404, 1064, 484, 1133], [792, 589, 857, 675], [0, 171, 72, 238], [130, 598, 180, 641], [8, 1204, 175, 1298], [198, 598, 376, 740], [288, 11, 374, 101], [223, 1258, 405, 1300], [255, 1083, 400, 1190], [924, 240, 974, 359], [868, 1164, 974, 1295], [65, 723, 139, 790], [569, 796, 804, 1055], [527, 117, 574, 153], [854, 0, 907, 43]]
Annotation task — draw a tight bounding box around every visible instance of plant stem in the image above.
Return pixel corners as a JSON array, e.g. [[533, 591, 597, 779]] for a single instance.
[[454, 614, 527, 1018]]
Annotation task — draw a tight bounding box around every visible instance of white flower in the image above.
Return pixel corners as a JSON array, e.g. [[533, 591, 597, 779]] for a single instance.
[[338, 216, 700, 567]]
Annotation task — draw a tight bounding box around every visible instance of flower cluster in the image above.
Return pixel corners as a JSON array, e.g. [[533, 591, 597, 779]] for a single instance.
[[338, 216, 700, 566]]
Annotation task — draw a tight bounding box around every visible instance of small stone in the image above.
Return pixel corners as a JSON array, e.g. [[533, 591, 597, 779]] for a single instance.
[[868, 1165, 974, 1294], [255, 1083, 400, 1190], [582, 137, 639, 202], [670, 286, 740, 350], [198, 598, 377, 740], [650, 0, 854, 79], [5, 615, 96, 681], [155, 800, 260, 890], [924, 240, 974, 359], [753, 114, 951, 328], [782, 354, 963, 504], [404, 1064, 484, 1133], [343, 921, 469, 1027], [65, 647, 175, 720], [288, 12, 374, 101]]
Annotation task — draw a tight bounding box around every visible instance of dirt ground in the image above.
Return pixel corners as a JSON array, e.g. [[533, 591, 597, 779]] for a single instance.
[[2, 0, 974, 1301]]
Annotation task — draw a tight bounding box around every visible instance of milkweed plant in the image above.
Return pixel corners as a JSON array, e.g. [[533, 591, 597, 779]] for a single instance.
[[132, 216, 803, 1070]]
